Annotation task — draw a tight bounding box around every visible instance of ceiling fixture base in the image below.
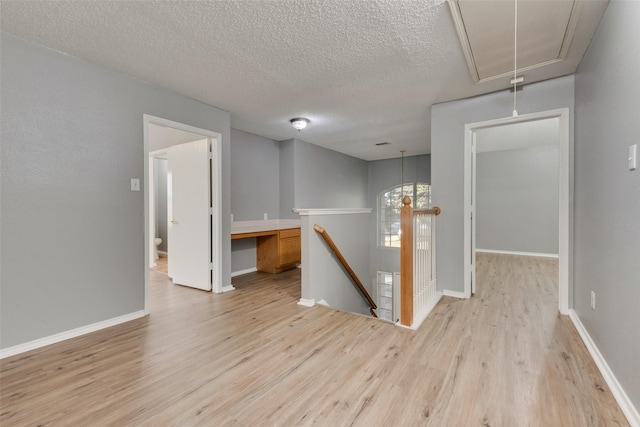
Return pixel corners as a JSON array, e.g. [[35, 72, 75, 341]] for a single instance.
[[290, 117, 310, 131]]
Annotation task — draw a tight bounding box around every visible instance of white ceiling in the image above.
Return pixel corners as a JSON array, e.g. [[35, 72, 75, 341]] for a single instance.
[[0, 0, 608, 161], [148, 123, 207, 153]]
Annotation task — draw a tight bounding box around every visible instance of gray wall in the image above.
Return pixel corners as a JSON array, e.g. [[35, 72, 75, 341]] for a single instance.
[[230, 129, 281, 273], [431, 75, 574, 294], [279, 139, 296, 219], [574, 0, 640, 410], [231, 134, 370, 274], [230, 128, 280, 221], [0, 34, 231, 349], [301, 212, 371, 316], [153, 158, 168, 252], [476, 145, 559, 255], [368, 155, 431, 284], [291, 139, 369, 210]]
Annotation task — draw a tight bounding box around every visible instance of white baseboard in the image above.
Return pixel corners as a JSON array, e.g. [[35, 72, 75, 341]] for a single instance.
[[569, 310, 640, 427], [443, 289, 469, 299], [476, 249, 559, 258], [298, 298, 315, 307], [221, 285, 236, 293], [0, 310, 146, 359], [398, 292, 443, 330], [231, 267, 257, 277]]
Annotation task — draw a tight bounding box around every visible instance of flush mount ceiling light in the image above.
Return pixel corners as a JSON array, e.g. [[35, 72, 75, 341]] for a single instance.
[[290, 117, 310, 131]]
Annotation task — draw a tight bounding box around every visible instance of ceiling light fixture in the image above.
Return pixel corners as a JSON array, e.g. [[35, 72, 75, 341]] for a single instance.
[[290, 117, 310, 131], [512, 0, 519, 117]]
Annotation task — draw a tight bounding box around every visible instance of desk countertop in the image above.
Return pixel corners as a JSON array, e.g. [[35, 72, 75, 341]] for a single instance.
[[231, 219, 301, 235]]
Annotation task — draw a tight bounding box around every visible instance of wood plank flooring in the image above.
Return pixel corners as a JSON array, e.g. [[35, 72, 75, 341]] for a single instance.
[[151, 253, 168, 274], [0, 253, 629, 426]]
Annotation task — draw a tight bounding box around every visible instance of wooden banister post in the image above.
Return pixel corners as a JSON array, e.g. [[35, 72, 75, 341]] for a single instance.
[[400, 195, 413, 326]]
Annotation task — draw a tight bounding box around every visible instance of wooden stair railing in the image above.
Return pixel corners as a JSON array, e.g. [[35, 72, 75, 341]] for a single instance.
[[313, 224, 378, 317], [400, 196, 441, 326]]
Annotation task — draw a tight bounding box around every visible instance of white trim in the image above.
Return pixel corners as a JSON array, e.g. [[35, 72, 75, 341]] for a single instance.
[[476, 249, 559, 258], [0, 311, 146, 359], [396, 293, 443, 330], [294, 208, 372, 216], [231, 267, 257, 277], [569, 310, 640, 427], [298, 298, 316, 307], [443, 289, 469, 299], [148, 155, 156, 270], [447, 0, 480, 82], [210, 133, 223, 294], [221, 285, 236, 293], [231, 219, 301, 234], [150, 148, 169, 158], [144, 115, 224, 311], [463, 108, 571, 315], [447, 0, 583, 83]]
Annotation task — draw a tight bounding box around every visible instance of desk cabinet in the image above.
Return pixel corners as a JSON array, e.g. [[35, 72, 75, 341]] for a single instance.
[[256, 228, 301, 273]]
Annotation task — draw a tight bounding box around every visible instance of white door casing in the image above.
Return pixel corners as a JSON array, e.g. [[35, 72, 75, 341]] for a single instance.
[[463, 108, 571, 314], [144, 114, 223, 314]]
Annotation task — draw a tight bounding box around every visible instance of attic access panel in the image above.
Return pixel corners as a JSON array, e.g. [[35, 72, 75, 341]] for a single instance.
[[448, 0, 581, 82]]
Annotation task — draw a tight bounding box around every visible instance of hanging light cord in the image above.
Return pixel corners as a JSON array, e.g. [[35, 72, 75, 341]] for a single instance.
[[400, 150, 405, 199], [513, 0, 518, 116]]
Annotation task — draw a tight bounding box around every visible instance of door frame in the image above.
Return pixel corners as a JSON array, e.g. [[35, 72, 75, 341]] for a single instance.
[[463, 108, 571, 314], [144, 115, 223, 314]]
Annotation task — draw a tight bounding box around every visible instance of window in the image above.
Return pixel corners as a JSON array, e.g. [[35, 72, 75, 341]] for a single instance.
[[378, 183, 431, 248]]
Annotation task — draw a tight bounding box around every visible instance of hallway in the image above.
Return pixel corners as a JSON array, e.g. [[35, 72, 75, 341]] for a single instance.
[[0, 255, 628, 426]]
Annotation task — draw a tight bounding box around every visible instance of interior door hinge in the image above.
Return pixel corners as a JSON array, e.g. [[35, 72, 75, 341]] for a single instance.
[[209, 207, 214, 215], [209, 263, 214, 270], [208, 152, 213, 160]]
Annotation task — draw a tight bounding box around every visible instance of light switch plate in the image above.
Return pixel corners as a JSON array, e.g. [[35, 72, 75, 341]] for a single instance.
[[629, 144, 637, 171], [130, 178, 140, 192]]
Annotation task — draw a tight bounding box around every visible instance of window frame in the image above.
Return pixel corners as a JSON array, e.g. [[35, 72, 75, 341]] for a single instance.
[[377, 182, 431, 248]]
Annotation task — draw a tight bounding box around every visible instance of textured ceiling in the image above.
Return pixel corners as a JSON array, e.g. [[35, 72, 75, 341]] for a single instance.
[[0, 0, 608, 160]]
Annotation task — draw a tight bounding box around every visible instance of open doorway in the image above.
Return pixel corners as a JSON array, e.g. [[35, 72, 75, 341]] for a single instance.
[[463, 109, 571, 314], [144, 115, 223, 313], [149, 153, 169, 273]]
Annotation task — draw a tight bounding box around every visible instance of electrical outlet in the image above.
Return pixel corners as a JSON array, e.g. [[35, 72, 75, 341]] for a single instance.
[[590, 291, 596, 310]]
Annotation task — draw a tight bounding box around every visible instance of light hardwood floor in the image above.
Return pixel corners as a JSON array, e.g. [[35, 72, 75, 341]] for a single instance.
[[0, 254, 629, 426], [152, 253, 168, 274]]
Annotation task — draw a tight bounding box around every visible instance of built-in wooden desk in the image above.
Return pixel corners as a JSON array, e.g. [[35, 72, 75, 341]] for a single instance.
[[231, 220, 301, 274]]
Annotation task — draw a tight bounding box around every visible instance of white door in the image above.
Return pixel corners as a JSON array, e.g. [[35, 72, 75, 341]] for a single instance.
[[167, 139, 212, 291]]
